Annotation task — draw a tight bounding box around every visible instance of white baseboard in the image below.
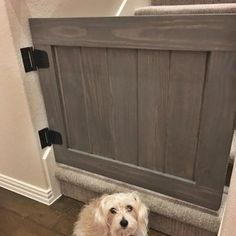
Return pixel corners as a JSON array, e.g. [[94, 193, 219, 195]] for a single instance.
[[0, 174, 61, 205]]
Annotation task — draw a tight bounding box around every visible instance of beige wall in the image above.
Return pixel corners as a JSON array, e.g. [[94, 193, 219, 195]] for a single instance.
[[220, 166, 236, 235], [0, 0, 48, 188], [219, 133, 236, 236]]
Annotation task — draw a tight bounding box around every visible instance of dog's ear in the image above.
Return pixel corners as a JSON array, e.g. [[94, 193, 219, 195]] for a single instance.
[[131, 192, 149, 236], [94, 194, 108, 227]]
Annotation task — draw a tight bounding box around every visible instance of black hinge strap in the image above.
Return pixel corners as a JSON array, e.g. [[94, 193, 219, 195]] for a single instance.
[[20, 47, 49, 73], [38, 128, 63, 149]]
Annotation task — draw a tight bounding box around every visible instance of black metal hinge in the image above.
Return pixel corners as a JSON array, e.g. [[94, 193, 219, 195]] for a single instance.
[[38, 128, 63, 149], [20, 47, 49, 73]]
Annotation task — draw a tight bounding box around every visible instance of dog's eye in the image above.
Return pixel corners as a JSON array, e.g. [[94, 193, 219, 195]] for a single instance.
[[110, 208, 117, 214], [126, 205, 133, 212]]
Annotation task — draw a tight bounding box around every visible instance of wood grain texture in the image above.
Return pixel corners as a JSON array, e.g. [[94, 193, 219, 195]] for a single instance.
[[35, 45, 67, 149], [29, 15, 236, 51], [0, 187, 83, 236], [195, 52, 236, 194], [55, 146, 220, 210], [165, 51, 207, 180], [108, 48, 138, 164], [138, 50, 169, 171], [80, 47, 114, 158], [54, 47, 90, 151]]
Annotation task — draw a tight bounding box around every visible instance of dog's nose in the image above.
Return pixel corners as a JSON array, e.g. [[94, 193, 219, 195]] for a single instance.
[[120, 218, 128, 228]]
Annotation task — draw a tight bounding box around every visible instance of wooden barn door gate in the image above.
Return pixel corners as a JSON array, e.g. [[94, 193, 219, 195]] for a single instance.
[[29, 15, 236, 210]]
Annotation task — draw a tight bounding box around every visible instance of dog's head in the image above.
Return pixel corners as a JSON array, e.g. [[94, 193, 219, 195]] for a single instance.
[[94, 192, 148, 236]]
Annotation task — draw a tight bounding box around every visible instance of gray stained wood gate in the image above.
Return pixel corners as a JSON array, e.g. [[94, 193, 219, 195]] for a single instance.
[[30, 15, 236, 210]]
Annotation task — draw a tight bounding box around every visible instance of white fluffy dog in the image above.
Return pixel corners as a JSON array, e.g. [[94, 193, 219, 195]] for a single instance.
[[73, 192, 149, 236]]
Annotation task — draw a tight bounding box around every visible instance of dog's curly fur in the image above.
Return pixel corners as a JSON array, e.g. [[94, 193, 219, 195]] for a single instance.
[[73, 192, 149, 236]]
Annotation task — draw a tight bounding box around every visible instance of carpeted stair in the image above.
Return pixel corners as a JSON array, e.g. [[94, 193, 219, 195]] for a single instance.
[[135, 2, 236, 15], [151, 0, 236, 5], [55, 163, 226, 236]]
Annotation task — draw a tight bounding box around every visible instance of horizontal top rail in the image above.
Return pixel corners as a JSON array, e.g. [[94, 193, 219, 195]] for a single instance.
[[30, 15, 236, 51]]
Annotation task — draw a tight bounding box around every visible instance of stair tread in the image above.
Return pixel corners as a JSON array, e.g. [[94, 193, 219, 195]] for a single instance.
[[135, 3, 236, 15], [55, 163, 225, 233]]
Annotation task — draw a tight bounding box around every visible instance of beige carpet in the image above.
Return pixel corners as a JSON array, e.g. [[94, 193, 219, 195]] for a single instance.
[[135, 3, 236, 15], [151, 0, 236, 5]]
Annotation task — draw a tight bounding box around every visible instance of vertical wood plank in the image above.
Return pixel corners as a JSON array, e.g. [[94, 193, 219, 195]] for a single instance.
[[54, 47, 90, 152], [138, 50, 170, 171], [35, 45, 67, 149], [108, 49, 138, 165], [165, 51, 207, 180], [195, 52, 236, 192], [81, 47, 114, 158]]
